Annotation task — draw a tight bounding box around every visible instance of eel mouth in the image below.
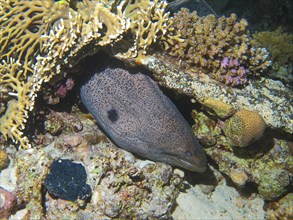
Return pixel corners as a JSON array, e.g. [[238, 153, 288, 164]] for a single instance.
[[178, 158, 207, 173], [162, 153, 207, 173]]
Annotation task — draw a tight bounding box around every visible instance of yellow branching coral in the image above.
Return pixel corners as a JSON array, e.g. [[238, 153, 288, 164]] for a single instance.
[[0, 60, 37, 147], [0, 0, 72, 148], [112, 0, 182, 59], [0, 0, 180, 148], [0, 0, 71, 72], [253, 27, 293, 65]]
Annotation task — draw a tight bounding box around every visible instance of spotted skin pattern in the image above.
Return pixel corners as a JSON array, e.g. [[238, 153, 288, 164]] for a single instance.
[[80, 67, 207, 172]]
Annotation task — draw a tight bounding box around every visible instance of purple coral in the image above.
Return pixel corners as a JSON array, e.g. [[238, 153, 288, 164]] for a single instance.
[[221, 57, 229, 68], [219, 57, 248, 86]]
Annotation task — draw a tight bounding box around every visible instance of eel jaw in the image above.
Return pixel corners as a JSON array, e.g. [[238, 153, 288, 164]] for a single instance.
[[159, 153, 207, 173], [177, 158, 207, 173]]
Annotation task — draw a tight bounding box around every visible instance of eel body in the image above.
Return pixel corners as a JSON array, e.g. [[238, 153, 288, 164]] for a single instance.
[[80, 67, 207, 172]]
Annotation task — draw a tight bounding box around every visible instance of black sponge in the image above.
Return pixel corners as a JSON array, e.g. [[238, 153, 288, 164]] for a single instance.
[[44, 159, 91, 201]]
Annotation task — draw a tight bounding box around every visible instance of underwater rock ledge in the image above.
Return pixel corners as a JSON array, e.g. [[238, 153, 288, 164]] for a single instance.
[[141, 55, 293, 134]]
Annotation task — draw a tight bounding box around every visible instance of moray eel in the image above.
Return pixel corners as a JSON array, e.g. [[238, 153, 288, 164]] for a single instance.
[[80, 67, 207, 172]]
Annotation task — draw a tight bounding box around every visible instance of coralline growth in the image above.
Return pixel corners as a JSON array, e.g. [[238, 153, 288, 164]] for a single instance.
[[166, 8, 271, 86], [0, 0, 181, 148]]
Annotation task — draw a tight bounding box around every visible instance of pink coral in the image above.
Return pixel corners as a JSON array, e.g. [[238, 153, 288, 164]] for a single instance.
[[55, 78, 75, 98], [0, 187, 17, 218]]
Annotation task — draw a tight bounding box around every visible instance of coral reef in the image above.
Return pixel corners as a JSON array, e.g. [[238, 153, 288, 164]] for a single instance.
[[0, 1, 292, 217], [165, 8, 271, 86], [1, 111, 183, 219], [137, 50, 292, 201], [0, 0, 180, 148], [223, 109, 266, 147], [191, 109, 292, 200]]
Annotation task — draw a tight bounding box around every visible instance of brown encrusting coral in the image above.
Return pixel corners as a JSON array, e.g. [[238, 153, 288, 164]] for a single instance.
[[166, 8, 271, 86], [265, 193, 293, 220]]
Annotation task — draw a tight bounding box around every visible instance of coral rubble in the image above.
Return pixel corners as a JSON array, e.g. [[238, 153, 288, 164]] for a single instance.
[[2, 111, 183, 219]]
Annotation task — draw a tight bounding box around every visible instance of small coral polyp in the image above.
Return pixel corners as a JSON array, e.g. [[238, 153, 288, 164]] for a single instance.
[[0, 0, 180, 148]]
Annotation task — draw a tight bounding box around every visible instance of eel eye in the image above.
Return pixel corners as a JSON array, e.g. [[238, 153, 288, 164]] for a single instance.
[[185, 151, 192, 157]]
